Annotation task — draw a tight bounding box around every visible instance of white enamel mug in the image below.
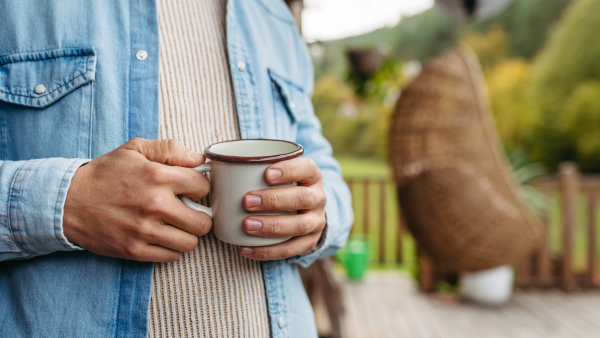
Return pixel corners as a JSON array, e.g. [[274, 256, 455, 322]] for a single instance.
[[179, 139, 304, 246]]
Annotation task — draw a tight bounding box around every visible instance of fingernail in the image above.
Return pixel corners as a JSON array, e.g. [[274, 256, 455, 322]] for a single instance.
[[267, 169, 282, 182], [241, 247, 254, 255], [190, 151, 204, 161], [246, 218, 263, 231], [245, 195, 262, 208]]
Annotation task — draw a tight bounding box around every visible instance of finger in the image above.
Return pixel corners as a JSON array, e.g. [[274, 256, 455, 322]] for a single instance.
[[149, 164, 210, 200], [161, 197, 213, 237], [243, 211, 325, 237], [239, 233, 321, 261], [130, 244, 181, 263], [243, 186, 326, 212], [146, 223, 200, 253], [264, 157, 321, 185], [121, 138, 205, 168]]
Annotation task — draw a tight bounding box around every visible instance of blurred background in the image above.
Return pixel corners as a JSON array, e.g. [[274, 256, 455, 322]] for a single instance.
[[284, 0, 600, 337]]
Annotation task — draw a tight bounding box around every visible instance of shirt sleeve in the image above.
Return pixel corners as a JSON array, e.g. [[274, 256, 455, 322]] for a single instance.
[[286, 107, 354, 268], [0, 158, 89, 261]]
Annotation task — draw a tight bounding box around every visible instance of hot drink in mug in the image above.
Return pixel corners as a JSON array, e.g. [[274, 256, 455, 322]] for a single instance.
[[179, 139, 303, 246]]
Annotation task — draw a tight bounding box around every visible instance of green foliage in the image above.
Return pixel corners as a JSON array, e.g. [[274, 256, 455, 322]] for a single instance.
[[389, 9, 460, 62], [312, 75, 387, 159], [313, 0, 600, 172], [313, 60, 408, 159], [314, 8, 460, 80], [475, 0, 571, 58], [462, 25, 510, 68], [529, 0, 600, 171], [560, 81, 600, 171], [480, 57, 539, 151], [506, 148, 548, 215]]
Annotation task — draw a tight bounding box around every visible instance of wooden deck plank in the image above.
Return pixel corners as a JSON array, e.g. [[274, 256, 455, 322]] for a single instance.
[[339, 271, 600, 338]]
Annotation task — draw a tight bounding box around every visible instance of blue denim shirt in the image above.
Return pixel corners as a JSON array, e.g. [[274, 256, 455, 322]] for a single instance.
[[0, 1, 354, 337]]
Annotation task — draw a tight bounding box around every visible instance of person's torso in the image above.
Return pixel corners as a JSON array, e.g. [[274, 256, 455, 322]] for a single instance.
[[0, 1, 317, 337], [150, 0, 269, 336]]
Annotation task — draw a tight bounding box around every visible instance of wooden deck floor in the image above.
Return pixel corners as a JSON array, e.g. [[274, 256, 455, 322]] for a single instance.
[[339, 271, 600, 338]]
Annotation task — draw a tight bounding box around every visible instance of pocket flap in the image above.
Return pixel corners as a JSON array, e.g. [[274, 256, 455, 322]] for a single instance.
[[269, 69, 309, 123], [0, 47, 96, 108]]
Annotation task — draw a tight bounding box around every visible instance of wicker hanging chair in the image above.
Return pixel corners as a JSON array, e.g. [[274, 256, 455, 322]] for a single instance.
[[389, 46, 542, 272]]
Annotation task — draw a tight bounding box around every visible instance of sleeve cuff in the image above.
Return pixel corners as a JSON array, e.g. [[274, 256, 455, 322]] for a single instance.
[[8, 158, 89, 256], [287, 183, 345, 267]]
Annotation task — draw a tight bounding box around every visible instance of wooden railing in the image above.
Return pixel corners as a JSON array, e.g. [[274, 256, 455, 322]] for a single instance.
[[520, 162, 600, 290], [345, 162, 600, 291], [345, 178, 405, 265]]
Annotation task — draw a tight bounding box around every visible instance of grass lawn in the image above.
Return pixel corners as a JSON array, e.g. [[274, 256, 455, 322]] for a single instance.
[[335, 156, 599, 276]]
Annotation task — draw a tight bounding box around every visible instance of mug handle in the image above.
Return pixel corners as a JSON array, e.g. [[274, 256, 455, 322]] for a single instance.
[[179, 163, 213, 218]]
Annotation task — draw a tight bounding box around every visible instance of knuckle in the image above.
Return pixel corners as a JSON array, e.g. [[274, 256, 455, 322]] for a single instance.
[[264, 191, 282, 207], [136, 220, 157, 238], [143, 192, 167, 213], [127, 137, 144, 148], [297, 216, 312, 235], [304, 157, 317, 169], [283, 246, 295, 259], [267, 218, 284, 236], [299, 187, 316, 208], [182, 236, 199, 252], [317, 190, 327, 208], [286, 159, 299, 175], [122, 242, 143, 260], [144, 163, 168, 184], [198, 179, 210, 197], [257, 247, 272, 260], [303, 158, 321, 180], [195, 215, 213, 236], [166, 139, 182, 152], [167, 253, 181, 263], [301, 242, 314, 255]]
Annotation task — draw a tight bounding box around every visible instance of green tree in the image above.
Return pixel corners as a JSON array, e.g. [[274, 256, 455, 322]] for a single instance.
[[476, 0, 571, 58], [530, 0, 600, 171], [560, 82, 600, 171]]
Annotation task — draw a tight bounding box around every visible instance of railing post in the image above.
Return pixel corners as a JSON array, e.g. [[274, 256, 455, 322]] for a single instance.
[[560, 162, 579, 291], [379, 180, 386, 264], [537, 185, 554, 287], [363, 179, 369, 236], [396, 215, 403, 265], [587, 187, 597, 286]]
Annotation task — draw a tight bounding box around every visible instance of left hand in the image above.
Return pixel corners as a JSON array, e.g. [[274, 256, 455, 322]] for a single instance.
[[240, 157, 327, 260]]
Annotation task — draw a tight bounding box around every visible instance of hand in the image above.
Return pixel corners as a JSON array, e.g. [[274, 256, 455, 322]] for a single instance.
[[63, 138, 212, 262], [240, 157, 327, 260]]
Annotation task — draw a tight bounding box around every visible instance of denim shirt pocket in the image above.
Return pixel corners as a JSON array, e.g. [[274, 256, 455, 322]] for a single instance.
[[269, 69, 309, 141], [0, 47, 96, 160]]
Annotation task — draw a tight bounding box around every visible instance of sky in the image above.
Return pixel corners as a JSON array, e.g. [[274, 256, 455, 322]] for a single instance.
[[302, 0, 434, 41]]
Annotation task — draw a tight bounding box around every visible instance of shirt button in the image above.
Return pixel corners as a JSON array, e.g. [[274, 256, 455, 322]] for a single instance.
[[289, 102, 296, 110], [136, 50, 148, 61], [237, 61, 246, 71], [34, 83, 47, 94], [278, 316, 285, 328]]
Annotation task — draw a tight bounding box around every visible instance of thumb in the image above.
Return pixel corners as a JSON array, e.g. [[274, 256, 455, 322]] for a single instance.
[[121, 138, 205, 167]]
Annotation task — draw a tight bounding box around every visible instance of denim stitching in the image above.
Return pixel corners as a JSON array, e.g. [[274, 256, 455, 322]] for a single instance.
[[0, 47, 95, 66], [52, 159, 79, 249], [9, 160, 35, 255], [0, 72, 92, 98]]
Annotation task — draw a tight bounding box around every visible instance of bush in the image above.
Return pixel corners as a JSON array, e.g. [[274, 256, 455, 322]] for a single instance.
[[530, 0, 600, 171]]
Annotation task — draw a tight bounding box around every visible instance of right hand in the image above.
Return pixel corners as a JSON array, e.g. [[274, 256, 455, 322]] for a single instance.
[[63, 138, 212, 262]]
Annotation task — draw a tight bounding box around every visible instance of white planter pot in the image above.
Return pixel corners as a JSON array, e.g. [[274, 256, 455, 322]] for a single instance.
[[459, 265, 514, 305]]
